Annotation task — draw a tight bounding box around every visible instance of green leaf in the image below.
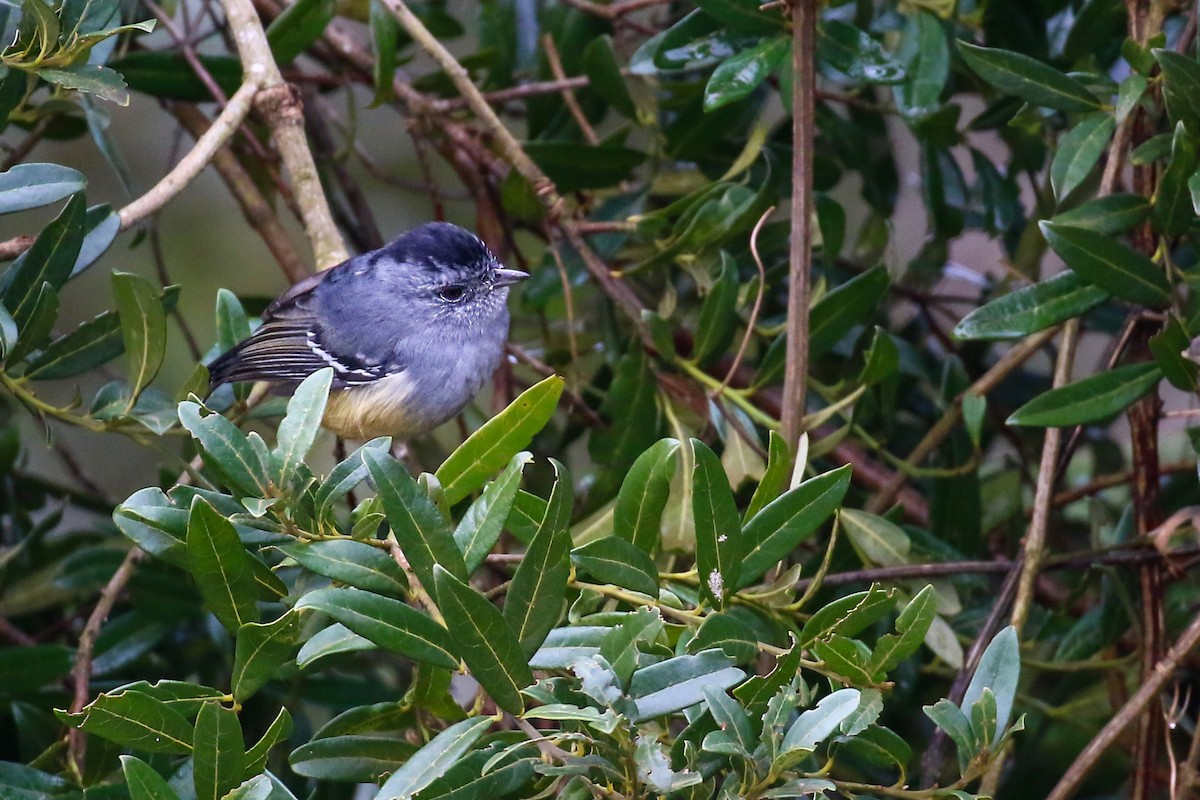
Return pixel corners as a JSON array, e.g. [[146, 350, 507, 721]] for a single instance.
[[244, 707, 292, 775], [121, 756, 181, 800], [695, 0, 784, 35], [781, 689, 861, 755], [454, 452, 531, 573], [692, 252, 740, 364], [0, 164, 85, 214], [524, 142, 645, 193], [435, 375, 563, 504], [735, 633, 801, 717], [571, 536, 659, 597], [819, 21, 905, 84], [112, 271, 167, 404], [799, 585, 896, 647], [106, 680, 225, 716], [2, 193, 84, 327], [840, 508, 911, 567], [266, 0, 334, 63], [273, 368, 332, 482], [193, 701, 244, 800], [1152, 122, 1199, 235], [870, 584, 938, 676], [296, 623, 375, 669], [7, 282, 57, 364], [599, 608, 664, 689], [232, 611, 299, 702], [961, 625, 1019, 742], [364, 449, 466, 589], [702, 684, 754, 755], [186, 497, 261, 632], [1155, 49, 1200, 137], [110, 52, 242, 101], [1007, 362, 1162, 427], [953, 272, 1109, 341], [704, 36, 788, 111], [739, 465, 850, 588], [629, 649, 745, 722], [691, 439, 743, 605], [177, 402, 270, 497], [369, 0, 398, 105], [295, 586, 457, 668], [504, 459, 571, 658], [957, 42, 1100, 111], [1049, 194, 1151, 234], [689, 612, 757, 663], [60, 689, 193, 754], [38, 64, 129, 105], [433, 566, 532, 714], [744, 431, 791, 523], [1040, 222, 1171, 308], [584, 35, 636, 118], [376, 716, 494, 800], [1050, 114, 1114, 201], [589, 346, 659, 472], [809, 265, 889, 358], [924, 698, 976, 772], [279, 539, 409, 597], [0, 306, 15, 360], [312, 436, 390, 518], [1149, 315, 1197, 391], [894, 11, 949, 119], [290, 735, 415, 782]]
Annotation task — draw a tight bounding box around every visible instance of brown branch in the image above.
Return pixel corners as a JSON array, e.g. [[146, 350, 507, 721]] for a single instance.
[[430, 76, 592, 112], [781, 0, 815, 451], [541, 35, 598, 145]]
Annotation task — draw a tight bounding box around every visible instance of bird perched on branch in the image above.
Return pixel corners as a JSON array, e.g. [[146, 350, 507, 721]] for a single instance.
[[208, 222, 528, 440]]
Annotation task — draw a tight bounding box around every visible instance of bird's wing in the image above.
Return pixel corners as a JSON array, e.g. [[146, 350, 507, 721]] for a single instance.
[[207, 266, 397, 388]]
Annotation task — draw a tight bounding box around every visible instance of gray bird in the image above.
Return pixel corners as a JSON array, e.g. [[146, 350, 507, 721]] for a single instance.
[[207, 222, 528, 440]]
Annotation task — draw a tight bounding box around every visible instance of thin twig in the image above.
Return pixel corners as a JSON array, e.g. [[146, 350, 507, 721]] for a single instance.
[[713, 206, 772, 397], [542, 35, 598, 145]]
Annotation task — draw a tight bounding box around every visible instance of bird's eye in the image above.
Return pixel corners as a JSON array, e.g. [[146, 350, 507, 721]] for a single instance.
[[438, 285, 466, 303]]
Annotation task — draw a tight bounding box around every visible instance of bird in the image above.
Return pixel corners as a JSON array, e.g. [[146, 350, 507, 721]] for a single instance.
[[207, 222, 529, 440]]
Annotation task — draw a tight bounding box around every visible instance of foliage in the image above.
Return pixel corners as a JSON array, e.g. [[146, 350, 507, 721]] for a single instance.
[[0, 0, 1196, 798]]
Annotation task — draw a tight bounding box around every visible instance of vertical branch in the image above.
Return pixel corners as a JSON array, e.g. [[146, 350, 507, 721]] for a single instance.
[[781, 0, 816, 452], [219, 0, 348, 269]]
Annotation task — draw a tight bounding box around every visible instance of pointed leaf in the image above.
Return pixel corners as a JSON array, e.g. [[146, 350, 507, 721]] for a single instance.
[[273, 368, 333, 481], [870, 584, 938, 676], [1050, 194, 1151, 234], [613, 438, 679, 554], [2, 193, 85, 326], [186, 497, 260, 632], [193, 701, 243, 800], [244, 707, 292, 775], [692, 439, 743, 605], [279, 539, 408, 597], [1155, 49, 1200, 137], [1040, 222, 1170, 308], [121, 756, 181, 800], [958, 42, 1100, 111], [1007, 362, 1162, 427], [434, 566, 533, 714], [61, 689, 192, 754], [364, 449, 466, 588], [0, 164, 85, 214], [961, 625, 1019, 741], [629, 649, 745, 722], [295, 586, 456, 668], [177, 402, 270, 497], [1152, 122, 1199, 235], [504, 459, 571, 657], [704, 35, 788, 109], [232, 611, 299, 702], [781, 689, 861, 754], [434, 375, 563, 504], [1050, 114, 1114, 200], [953, 272, 1109, 341], [112, 270, 167, 403], [454, 451, 531, 573], [571, 536, 659, 597], [809, 265, 889, 358], [375, 716, 493, 800]]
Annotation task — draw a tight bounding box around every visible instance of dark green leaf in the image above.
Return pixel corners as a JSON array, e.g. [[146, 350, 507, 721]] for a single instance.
[[313, 436, 390, 518], [296, 623, 375, 668], [744, 431, 791, 523], [193, 701, 244, 800], [695, 0, 783, 35], [0, 305, 15, 359], [295, 586, 457, 668], [1050, 114, 1114, 201], [810, 266, 889, 358], [799, 585, 896, 646], [894, 11, 949, 119], [365, 449, 466, 588], [691, 438, 743, 605], [61, 689, 193, 754], [369, 0, 398, 105], [584, 35, 636, 118], [1155, 49, 1200, 136], [2, 193, 84, 327], [957, 42, 1100, 111], [953, 272, 1109, 341], [434, 566, 532, 714], [112, 270, 166, 403], [739, 465, 851, 588], [1040, 222, 1170, 308], [924, 698, 976, 771], [73, 203, 120, 276], [1149, 315, 1197, 391], [869, 584, 937, 676], [1152, 122, 1199, 235], [38, 64, 129, 105], [186, 497, 260, 632], [692, 252, 740, 364], [504, 459, 571, 658], [689, 612, 757, 662], [273, 368, 332, 482], [177, 402, 270, 497], [266, 0, 334, 64], [435, 375, 563, 504], [231, 611, 299, 703], [590, 347, 658, 470], [571, 536, 658, 597], [111, 52, 242, 101], [290, 735, 416, 782], [0, 164, 85, 214], [820, 22, 905, 84], [704, 36, 788, 111], [524, 143, 644, 192], [1007, 362, 1162, 427], [279, 539, 409, 597], [599, 608, 664, 689], [454, 451, 530, 573], [7, 282, 57, 363], [244, 707, 292, 775]]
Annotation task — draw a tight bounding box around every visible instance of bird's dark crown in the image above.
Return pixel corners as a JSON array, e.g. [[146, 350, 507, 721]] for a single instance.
[[381, 222, 496, 279]]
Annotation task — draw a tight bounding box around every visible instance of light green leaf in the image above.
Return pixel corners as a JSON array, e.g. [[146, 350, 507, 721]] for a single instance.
[[870, 584, 938, 676], [1007, 362, 1162, 427], [60, 689, 193, 754], [273, 368, 332, 483], [290, 735, 415, 782], [454, 451, 531, 573], [781, 688, 861, 754], [840, 508, 911, 567], [629, 649, 745, 722], [435, 375, 563, 504], [0, 163, 85, 214], [953, 272, 1109, 341], [112, 271, 166, 405], [613, 438, 678, 554], [1050, 194, 1151, 234], [1050, 114, 1114, 200], [177, 402, 270, 497], [961, 625, 1019, 742]]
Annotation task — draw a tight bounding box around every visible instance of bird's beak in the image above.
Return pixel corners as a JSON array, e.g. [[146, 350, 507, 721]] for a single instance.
[[494, 268, 530, 287]]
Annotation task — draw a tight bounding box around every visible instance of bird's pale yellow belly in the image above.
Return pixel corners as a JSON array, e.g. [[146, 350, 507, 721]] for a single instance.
[[321, 373, 429, 440]]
